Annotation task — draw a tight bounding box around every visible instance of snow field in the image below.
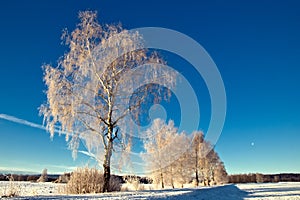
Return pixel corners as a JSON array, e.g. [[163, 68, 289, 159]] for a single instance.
[[0, 181, 65, 197], [237, 182, 300, 200], [1, 181, 300, 199]]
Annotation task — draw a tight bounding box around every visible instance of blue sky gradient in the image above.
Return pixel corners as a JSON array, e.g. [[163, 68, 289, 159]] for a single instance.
[[0, 0, 299, 174]]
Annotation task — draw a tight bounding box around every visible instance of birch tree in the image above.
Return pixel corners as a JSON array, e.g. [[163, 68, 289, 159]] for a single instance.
[[214, 161, 228, 185], [172, 132, 192, 188], [40, 11, 175, 192], [142, 119, 178, 188], [164, 131, 190, 188], [201, 147, 227, 186], [204, 150, 219, 185], [142, 119, 193, 188], [190, 131, 204, 186]]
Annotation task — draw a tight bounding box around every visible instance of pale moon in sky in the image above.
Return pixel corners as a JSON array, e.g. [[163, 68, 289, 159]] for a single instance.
[[251, 142, 255, 146]]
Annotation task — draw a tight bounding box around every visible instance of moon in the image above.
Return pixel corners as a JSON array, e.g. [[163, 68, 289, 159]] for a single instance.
[[251, 142, 255, 146]]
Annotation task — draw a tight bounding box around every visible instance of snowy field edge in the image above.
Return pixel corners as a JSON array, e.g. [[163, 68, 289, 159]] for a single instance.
[[1, 181, 300, 199]]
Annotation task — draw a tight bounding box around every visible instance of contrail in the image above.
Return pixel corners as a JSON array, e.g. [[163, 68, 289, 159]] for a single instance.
[[0, 113, 68, 135], [0, 113, 46, 130]]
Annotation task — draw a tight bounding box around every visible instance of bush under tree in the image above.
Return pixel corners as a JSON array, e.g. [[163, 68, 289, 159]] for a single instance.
[[66, 167, 121, 194]]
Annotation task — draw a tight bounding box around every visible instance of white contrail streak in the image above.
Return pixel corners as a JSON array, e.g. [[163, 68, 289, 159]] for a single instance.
[[0, 113, 68, 135], [0, 113, 46, 130]]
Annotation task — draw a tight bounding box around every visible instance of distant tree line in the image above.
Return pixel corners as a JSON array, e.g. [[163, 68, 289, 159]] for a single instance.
[[0, 169, 56, 182], [0, 172, 150, 184], [0, 174, 59, 182], [228, 173, 300, 183], [3, 172, 299, 185]]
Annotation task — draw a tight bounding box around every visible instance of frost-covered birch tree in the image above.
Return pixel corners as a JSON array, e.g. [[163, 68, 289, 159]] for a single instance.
[[40, 11, 175, 192], [214, 161, 228, 185], [142, 119, 193, 188], [191, 131, 204, 186], [200, 146, 227, 186], [190, 132, 228, 186], [172, 132, 192, 188], [204, 149, 219, 185], [142, 119, 178, 188], [163, 130, 189, 188]]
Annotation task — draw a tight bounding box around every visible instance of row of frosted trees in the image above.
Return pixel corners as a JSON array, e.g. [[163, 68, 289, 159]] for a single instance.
[[142, 119, 228, 188]]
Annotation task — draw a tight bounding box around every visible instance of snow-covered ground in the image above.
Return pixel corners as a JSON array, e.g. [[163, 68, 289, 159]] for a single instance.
[[237, 182, 300, 199], [1, 181, 300, 199]]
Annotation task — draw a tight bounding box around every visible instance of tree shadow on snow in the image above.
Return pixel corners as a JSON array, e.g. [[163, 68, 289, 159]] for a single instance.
[[148, 184, 249, 200]]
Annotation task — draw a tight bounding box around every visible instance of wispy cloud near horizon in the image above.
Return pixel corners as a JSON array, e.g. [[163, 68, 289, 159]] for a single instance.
[[0, 165, 78, 175], [0, 166, 38, 174]]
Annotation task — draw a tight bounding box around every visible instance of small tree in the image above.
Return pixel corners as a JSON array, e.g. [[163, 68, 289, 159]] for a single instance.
[[37, 168, 48, 182], [40, 11, 176, 192], [256, 173, 264, 183]]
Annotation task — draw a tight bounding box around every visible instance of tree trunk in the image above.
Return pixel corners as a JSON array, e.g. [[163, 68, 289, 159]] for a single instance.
[[102, 126, 113, 193], [103, 164, 111, 192], [195, 169, 199, 186], [170, 167, 174, 189], [160, 172, 164, 189], [194, 148, 199, 186]]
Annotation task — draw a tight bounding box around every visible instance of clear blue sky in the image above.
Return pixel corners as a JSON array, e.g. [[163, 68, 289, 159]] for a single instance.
[[0, 0, 299, 175]]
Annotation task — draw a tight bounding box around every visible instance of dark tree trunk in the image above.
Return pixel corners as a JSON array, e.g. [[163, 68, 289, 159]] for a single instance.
[[195, 169, 199, 186], [103, 164, 110, 192], [160, 172, 164, 189], [102, 125, 113, 193], [194, 145, 199, 186]]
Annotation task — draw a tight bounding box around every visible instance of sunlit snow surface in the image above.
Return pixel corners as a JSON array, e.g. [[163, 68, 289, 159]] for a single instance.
[[1, 181, 300, 199]]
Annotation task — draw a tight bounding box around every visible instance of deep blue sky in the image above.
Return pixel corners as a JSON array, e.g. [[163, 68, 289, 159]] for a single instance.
[[0, 0, 299, 174]]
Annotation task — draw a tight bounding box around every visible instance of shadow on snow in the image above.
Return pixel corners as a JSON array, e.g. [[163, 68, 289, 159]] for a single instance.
[[151, 184, 249, 200]]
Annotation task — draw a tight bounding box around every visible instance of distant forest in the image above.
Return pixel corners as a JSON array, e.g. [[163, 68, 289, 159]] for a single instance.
[[228, 173, 300, 183], [0, 173, 146, 184], [1, 173, 300, 184], [0, 174, 59, 182]]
